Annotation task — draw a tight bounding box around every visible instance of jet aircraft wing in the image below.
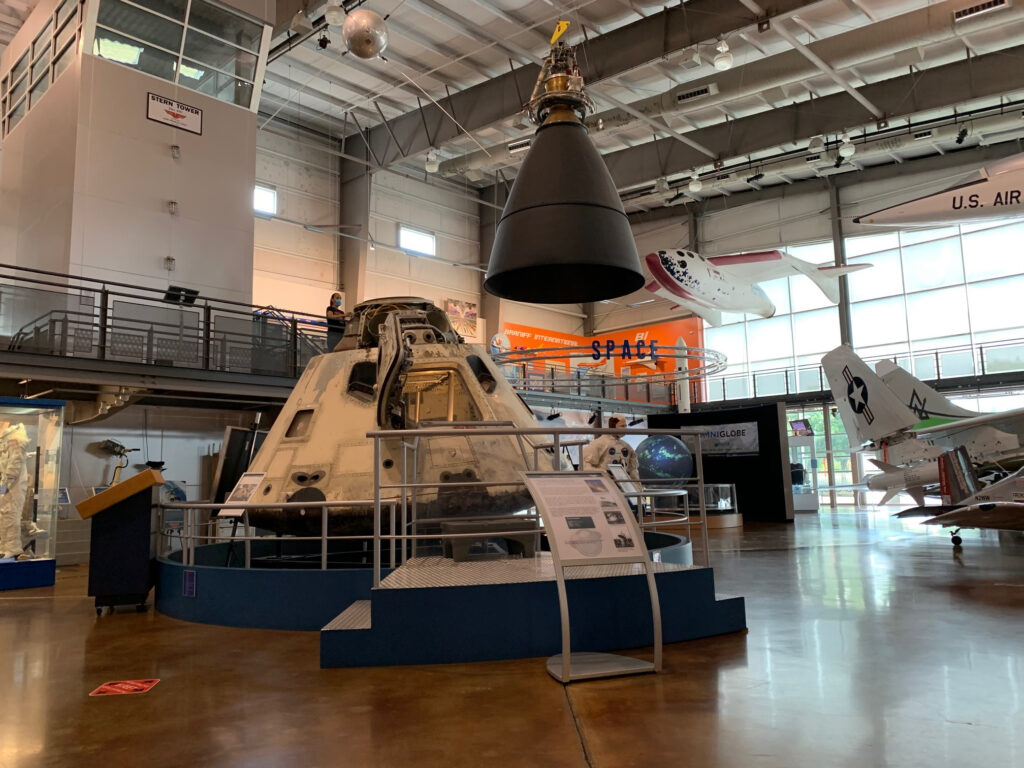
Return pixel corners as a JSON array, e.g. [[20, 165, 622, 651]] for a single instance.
[[923, 503, 1024, 532], [908, 407, 1024, 438]]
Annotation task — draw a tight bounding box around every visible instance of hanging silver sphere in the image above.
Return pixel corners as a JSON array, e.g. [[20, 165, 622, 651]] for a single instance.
[[342, 9, 388, 59]]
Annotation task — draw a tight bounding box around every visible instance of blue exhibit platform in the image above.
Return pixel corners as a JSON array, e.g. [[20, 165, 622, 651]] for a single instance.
[[0, 558, 56, 590], [319, 558, 745, 668]]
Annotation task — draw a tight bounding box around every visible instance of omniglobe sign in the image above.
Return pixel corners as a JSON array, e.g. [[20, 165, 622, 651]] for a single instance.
[[700, 422, 760, 455]]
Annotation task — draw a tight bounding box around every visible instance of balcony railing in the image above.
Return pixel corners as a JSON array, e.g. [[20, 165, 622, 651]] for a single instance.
[[0, 263, 328, 378], [703, 338, 1024, 402]]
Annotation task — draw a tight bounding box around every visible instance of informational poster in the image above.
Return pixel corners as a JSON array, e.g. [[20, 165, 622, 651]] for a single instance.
[[147, 92, 203, 134], [524, 473, 644, 562], [445, 298, 478, 337], [699, 422, 760, 455], [220, 472, 264, 518]]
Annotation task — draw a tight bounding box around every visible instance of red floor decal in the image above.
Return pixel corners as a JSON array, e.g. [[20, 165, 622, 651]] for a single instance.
[[89, 679, 160, 696]]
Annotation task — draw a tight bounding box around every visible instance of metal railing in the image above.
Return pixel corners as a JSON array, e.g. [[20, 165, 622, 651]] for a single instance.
[[704, 336, 1024, 402], [0, 262, 328, 377], [157, 425, 712, 587]]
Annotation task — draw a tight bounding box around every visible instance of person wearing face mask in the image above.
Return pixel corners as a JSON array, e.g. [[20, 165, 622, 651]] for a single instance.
[[325, 292, 347, 351]]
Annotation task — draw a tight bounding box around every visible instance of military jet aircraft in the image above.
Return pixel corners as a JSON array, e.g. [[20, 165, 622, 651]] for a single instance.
[[822, 345, 1024, 506], [853, 153, 1024, 227], [644, 249, 869, 326]]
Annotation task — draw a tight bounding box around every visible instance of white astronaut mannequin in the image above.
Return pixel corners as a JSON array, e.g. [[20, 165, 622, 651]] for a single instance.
[[0, 421, 31, 559], [582, 417, 639, 480]]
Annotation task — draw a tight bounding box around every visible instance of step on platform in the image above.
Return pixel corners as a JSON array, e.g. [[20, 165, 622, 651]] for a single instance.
[[320, 555, 745, 668]]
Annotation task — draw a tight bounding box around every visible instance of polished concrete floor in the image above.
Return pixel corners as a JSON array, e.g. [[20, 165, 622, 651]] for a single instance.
[[2, 509, 1022, 767]]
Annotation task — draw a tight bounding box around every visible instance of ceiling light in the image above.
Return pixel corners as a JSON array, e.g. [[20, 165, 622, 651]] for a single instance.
[[317, 33, 330, 49], [839, 133, 856, 157], [289, 7, 313, 34], [653, 177, 670, 196], [807, 135, 825, 153], [324, 3, 346, 26], [713, 40, 733, 71], [688, 175, 703, 194], [746, 172, 764, 183], [425, 148, 439, 173], [956, 127, 968, 144]]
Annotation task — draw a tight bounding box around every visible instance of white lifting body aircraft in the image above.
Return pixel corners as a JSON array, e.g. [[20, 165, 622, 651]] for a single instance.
[[821, 345, 1024, 527], [854, 153, 1024, 226], [643, 249, 869, 327]]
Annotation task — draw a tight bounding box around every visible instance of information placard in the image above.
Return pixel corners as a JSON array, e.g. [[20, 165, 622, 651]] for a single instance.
[[219, 472, 264, 518], [524, 472, 644, 563]]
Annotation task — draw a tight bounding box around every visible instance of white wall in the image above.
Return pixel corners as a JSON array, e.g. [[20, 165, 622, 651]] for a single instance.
[[366, 172, 484, 341], [252, 129, 340, 316], [501, 300, 586, 336]]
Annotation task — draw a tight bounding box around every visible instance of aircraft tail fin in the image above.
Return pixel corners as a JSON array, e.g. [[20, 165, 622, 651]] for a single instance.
[[789, 260, 871, 303], [874, 360, 976, 419], [937, 446, 980, 505], [822, 345, 920, 446], [684, 304, 725, 327]]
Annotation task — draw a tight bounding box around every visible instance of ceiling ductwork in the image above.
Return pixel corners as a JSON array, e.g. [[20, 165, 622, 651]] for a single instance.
[[436, 0, 1024, 182], [622, 107, 1024, 207]]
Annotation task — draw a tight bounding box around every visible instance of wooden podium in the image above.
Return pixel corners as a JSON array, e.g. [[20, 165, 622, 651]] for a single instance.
[[77, 469, 164, 615]]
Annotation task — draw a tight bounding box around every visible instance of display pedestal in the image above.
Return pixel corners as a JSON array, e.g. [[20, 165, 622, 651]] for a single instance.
[[77, 469, 164, 614], [789, 436, 819, 513], [0, 558, 56, 590], [546, 652, 654, 682]]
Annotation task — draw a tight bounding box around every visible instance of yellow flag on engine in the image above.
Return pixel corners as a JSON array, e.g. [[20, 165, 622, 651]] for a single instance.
[[550, 20, 570, 44]]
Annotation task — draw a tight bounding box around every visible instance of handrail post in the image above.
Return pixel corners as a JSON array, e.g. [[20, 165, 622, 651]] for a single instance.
[[321, 503, 328, 570], [290, 317, 299, 377], [98, 289, 109, 360], [373, 437, 382, 586], [202, 304, 212, 370]]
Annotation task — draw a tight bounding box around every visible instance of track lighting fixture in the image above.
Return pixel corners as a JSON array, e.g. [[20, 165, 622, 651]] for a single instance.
[[713, 39, 733, 71], [956, 127, 968, 145], [318, 33, 331, 49]]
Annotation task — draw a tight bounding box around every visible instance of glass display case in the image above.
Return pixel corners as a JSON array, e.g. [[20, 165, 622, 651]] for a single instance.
[[0, 397, 64, 589], [788, 435, 819, 512], [689, 482, 742, 528]]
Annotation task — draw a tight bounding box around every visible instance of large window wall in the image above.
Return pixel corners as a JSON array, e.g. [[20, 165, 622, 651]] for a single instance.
[[704, 217, 1024, 400]]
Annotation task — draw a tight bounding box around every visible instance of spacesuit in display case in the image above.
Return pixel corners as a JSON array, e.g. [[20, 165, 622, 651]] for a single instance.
[[0, 399, 64, 565]]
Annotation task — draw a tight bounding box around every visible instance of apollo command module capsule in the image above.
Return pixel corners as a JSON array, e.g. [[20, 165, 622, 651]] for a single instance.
[[242, 297, 548, 536]]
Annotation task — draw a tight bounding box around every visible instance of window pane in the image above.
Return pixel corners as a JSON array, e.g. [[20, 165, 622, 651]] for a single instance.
[[94, 28, 177, 81], [32, 49, 51, 83], [97, 0, 184, 53], [789, 274, 831, 312], [399, 226, 435, 256], [851, 297, 908, 346], [10, 72, 28, 103], [967, 276, 1024, 332], [847, 250, 902, 301], [33, 22, 52, 58], [902, 237, 963, 292], [184, 59, 253, 106], [753, 370, 788, 397], [253, 185, 276, 214], [8, 96, 26, 128], [846, 232, 899, 258], [961, 222, 1024, 282], [29, 75, 48, 107], [183, 30, 257, 80], [760, 277, 790, 315], [788, 242, 834, 264], [792, 307, 839, 356], [724, 376, 750, 400], [905, 287, 970, 341], [11, 51, 29, 81], [188, 0, 263, 52], [56, 14, 77, 51], [982, 342, 1024, 374], [55, 0, 77, 26], [130, 0, 187, 22], [705, 323, 747, 365], [899, 226, 958, 246], [747, 316, 792, 360], [54, 40, 75, 79]]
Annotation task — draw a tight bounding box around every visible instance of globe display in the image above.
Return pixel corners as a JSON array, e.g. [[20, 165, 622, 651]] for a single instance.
[[636, 435, 694, 484]]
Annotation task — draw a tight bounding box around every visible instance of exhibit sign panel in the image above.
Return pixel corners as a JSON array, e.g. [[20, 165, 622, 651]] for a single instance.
[[147, 93, 203, 135], [699, 422, 760, 455], [525, 473, 643, 562]]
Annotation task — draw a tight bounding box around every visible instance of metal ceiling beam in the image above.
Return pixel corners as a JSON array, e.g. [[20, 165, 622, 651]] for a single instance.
[[267, 56, 409, 115], [597, 44, 1024, 190], [345, 0, 824, 167]]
